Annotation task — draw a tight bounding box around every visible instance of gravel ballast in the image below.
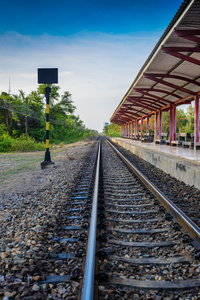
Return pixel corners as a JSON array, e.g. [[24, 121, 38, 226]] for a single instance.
[[0, 141, 96, 299]]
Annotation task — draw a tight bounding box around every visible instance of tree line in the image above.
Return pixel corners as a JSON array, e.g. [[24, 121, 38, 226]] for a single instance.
[[103, 105, 196, 137], [0, 85, 97, 152]]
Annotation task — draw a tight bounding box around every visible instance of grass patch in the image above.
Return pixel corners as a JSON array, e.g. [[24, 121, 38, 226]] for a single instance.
[[0, 141, 88, 183]]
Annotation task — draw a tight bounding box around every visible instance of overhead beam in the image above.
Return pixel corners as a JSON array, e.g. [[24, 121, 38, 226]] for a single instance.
[[144, 73, 196, 95], [174, 30, 200, 44], [134, 88, 181, 100], [126, 98, 161, 111], [117, 109, 141, 118], [134, 89, 174, 104], [127, 97, 164, 108], [123, 104, 149, 112], [144, 73, 200, 87], [162, 47, 200, 66]]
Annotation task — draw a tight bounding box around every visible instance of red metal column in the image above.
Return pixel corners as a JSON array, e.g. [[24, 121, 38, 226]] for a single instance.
[[173, 105, 176, 141], [131, 121, 133, 138], [125, 124, 127, 137], [146, 115, 149, 134], [141, 118, 143, 139], [155, 112, 158, 140], [170, 104, 173, 145], [159, 110, 162, 139], [128, 123, 130, 138], [194, 95, 200, 146], [135, 120, 138, 138]]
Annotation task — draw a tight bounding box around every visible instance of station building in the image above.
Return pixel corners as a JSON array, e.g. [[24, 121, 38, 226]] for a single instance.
[[110, 0, 200, 190]]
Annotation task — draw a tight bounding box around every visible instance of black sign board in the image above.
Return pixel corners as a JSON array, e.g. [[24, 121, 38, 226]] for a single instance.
[[38, 68, 58, 84]]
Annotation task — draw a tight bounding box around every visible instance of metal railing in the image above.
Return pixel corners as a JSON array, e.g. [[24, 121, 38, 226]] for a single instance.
[[81, 141, 100, 300]]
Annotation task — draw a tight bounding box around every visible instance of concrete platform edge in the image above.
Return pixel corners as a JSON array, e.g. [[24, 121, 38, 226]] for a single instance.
[[110, 137, 200, 190]]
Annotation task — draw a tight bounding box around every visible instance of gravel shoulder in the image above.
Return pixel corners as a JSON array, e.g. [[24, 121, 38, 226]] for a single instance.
[[0, 140, 96, 299], [0, 141, 94, 195]]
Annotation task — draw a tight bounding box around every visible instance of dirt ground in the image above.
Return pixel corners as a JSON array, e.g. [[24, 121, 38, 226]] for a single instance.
[[0, 141, 94, 195]]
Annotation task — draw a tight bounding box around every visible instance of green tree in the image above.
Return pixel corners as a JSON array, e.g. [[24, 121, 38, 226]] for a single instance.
[[185, 105, 194, 133], [0, 92, 13, 131], [103, 123, 120, 137]]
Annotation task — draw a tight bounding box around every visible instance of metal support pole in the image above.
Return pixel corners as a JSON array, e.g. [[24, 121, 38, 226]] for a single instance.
[[141, 117, 143, 139], [194, 95, 199, 146], [159, 110, 162, 139], [155, 111, 158, 140], [170, 104, 173, 145], [135, 120, 138, 138], [131, 121, 133, 138], [25, 98, 28, 140], [41, 86, 54, 169], [173, 104, 176, 141], [146, 115, 149, 134]]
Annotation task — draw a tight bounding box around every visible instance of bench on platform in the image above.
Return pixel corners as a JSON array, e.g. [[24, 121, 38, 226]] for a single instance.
[[155, 133, 168, 145], [133, 134, 141, 141], [165, 140, 170, 145], [171, 133, 189, 147], [195, 142, 200, 150], [141, 133, 154, 143], [182, 133, 200, 149], [182, 133, 193, 149]]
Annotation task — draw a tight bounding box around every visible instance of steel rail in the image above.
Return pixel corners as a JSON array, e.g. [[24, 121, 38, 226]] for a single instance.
[[106, 138, 200, 249], [81, 140, 100, 300]]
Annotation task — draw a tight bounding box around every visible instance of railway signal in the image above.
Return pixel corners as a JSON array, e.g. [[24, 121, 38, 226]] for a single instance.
[[38, 68, 58, 170]]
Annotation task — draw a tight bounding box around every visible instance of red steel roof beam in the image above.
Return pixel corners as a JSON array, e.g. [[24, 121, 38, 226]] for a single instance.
[[118, 110, 141, 118], [116, 108, 138, 117], [134, 89, 174, 104], [174, 30, 200, 44], [135, 88, 182, 99], [127, 96, 164, 107], [162, 47, 200, 66], [144, 74, 196, 96], [128, 96, 167, 107], [144, 73, 200, 87], [123, 104, 152, 114], [126, 98, 162, 111]]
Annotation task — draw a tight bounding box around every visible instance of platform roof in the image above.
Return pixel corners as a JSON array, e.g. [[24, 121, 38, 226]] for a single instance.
[[110, 0, 200, 125]]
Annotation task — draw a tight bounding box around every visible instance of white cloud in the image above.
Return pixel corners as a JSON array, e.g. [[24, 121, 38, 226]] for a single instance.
[[0, 31, 160, 131]]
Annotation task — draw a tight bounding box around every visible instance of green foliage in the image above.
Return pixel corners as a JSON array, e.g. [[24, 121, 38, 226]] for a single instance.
[[162, 107, 191, 134], [0, 85, 97, 152], [103, 123, 121, 137], [11, 135, 45, 152], [0, 131, 45, 153]]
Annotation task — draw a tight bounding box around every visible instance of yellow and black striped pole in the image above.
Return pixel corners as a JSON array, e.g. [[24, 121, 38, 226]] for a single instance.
[[41, 86, 54, 169]]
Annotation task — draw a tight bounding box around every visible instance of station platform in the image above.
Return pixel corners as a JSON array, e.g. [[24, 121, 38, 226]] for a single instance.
[[109, 137, 200, 190]]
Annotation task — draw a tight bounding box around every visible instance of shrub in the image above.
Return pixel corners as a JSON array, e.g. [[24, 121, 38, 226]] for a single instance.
[[0, 133, 45, 153], [11, 136, 45, 152]]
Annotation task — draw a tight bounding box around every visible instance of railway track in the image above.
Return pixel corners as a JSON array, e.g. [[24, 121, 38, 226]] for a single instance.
[[1, 137, 200, 299], [110, 140, 200, 229], [40, 136, 200, 299], [94, 138, 200, 299]]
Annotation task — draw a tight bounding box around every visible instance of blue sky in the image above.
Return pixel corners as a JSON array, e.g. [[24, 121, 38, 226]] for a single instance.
[[0, 0, 183, 132]]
